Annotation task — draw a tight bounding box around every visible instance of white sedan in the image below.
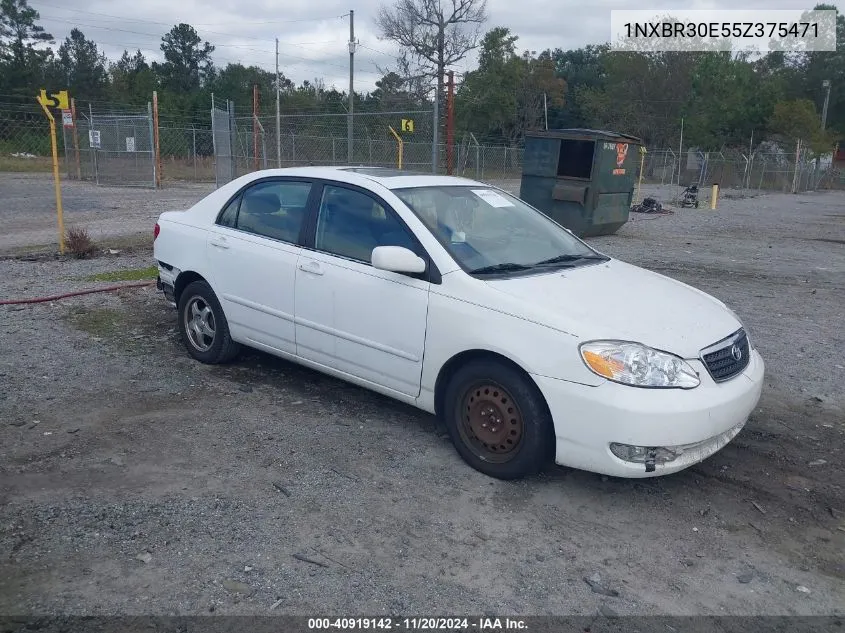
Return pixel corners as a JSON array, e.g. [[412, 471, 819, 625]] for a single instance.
[[153, 166, 764, 480]]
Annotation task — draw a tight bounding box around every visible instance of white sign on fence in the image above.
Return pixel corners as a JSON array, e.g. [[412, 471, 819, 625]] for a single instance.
[[126, 137, 136, 152], [61, 109, 73, 128], [89, 130, 101, 148]]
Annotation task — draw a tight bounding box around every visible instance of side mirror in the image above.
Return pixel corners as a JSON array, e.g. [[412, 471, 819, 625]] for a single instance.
[[371, 246, 426, 274]]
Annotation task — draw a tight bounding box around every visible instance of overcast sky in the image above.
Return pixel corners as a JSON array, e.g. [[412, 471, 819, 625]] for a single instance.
[[30, 0, 840, 93]]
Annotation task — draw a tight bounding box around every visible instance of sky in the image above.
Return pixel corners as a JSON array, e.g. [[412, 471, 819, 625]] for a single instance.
[[29, 0, 841, 93]]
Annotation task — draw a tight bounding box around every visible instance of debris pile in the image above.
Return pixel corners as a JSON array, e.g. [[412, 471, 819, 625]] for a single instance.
[[631, 197, 673, 214]]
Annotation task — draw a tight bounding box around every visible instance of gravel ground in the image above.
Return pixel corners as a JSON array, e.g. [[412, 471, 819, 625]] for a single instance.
[[0, 173, 843, 617]]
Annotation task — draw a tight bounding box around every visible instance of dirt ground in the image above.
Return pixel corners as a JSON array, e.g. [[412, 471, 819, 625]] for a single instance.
[[0, 173, 843, 617]]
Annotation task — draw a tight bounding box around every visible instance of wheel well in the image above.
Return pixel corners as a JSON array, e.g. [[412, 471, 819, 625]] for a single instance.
[[433, 349, 546, 420], [174, 271, 206, 305]]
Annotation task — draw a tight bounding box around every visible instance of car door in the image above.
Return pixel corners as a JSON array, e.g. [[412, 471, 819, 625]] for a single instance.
[[206, 178, 315, 356], [294, 182, 431, 398]]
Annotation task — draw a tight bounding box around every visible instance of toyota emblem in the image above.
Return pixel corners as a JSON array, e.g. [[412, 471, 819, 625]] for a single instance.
[[731, 344, 742, 361]]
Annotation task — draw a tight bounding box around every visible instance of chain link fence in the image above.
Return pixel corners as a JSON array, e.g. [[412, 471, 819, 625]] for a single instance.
[[158, 123, 215, 183], [641, 146, 822, 194], [256, 110, 435, 172], [61, 107, 156, 187], [1, 102, 840, 195], [0, 107, 67, 171]]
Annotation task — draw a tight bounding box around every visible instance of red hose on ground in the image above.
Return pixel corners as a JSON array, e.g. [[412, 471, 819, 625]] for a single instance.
[[0, 280, 156, 306]]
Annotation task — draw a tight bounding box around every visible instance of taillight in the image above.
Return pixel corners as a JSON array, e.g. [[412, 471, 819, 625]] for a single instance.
[[154, 223, 160, 240]]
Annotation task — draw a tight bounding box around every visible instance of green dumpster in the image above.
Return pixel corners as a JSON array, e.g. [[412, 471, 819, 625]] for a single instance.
[[519, 128, 643, 237]]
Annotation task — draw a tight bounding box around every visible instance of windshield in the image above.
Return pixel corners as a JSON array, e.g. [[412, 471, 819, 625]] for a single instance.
[[392, 185, 604, 275]]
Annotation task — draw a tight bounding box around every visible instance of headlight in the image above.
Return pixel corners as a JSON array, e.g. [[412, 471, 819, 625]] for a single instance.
[[580, 341, 700, 389]]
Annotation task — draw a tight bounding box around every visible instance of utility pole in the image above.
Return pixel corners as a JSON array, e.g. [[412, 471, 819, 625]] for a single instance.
[[446, 71, 454, 175], [253, 83, 260, 172], [275, 38, 281, 168], [348, 9, 355, 164], [432, 80, 439, 173], [814, 79, 831, 188]]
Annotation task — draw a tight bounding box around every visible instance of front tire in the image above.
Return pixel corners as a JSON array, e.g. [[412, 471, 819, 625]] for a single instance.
[[177, 280, 241, 364], [443, 360, 554, 480]]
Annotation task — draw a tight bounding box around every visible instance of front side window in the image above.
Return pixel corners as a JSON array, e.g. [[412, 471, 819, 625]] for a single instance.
[[315, 185, 418, 263], [232, 180, 312, 243], [393, 185, 603, 275]]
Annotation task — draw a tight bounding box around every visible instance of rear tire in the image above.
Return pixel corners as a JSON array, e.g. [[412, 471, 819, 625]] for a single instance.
[[177, 280, 241, 364], [443, 360, 554, 480]]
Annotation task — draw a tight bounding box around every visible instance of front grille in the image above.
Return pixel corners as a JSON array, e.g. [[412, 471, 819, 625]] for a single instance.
[[700, 329, 750, 383]]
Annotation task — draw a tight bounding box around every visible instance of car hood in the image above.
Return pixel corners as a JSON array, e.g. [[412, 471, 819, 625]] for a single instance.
[[483, 258, 741, 359]]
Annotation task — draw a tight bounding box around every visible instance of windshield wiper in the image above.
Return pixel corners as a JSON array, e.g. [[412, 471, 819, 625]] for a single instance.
[[469, 262, 535, 275], [533, 254, 609, 267]]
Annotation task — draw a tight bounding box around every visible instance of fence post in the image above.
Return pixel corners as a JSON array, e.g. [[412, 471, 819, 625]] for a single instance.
[[211, 93, 219, 188], [152, 91, 162, 187], [791, 140, 801, 193], [90, 104, 99, 186], [147, 101, 156, 188], [332, 137, 336, 164], [261, 130, 267, 169], [192, 124, 197, 181], [253, 84, 260, 172], [70, 98, 81, 180], [228, 100, 236, 181]]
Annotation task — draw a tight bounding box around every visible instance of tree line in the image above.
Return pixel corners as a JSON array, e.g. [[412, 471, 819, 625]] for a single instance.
[[1, 0, 843, 153]]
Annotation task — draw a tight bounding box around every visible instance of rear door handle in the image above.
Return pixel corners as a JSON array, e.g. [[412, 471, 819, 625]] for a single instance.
[[210, 236, 229, 249], [297, 260, 323, 276]]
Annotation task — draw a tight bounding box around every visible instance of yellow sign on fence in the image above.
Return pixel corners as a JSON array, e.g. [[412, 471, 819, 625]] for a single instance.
[[38, 89, 69, 111], [401, 118, 414, 133]]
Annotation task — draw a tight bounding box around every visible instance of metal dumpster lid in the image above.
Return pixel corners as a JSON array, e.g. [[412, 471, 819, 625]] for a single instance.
[[525, 128, 643, 144]]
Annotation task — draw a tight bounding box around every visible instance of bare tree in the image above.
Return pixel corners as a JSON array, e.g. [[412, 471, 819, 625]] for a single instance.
[[376, 0, 488, 121]]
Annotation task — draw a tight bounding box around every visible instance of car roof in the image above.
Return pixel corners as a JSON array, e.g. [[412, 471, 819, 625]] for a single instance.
[[239, 165, 487, 190]]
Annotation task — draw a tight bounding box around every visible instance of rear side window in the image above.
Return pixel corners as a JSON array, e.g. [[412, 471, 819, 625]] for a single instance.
[[217, 180, 312, 243]]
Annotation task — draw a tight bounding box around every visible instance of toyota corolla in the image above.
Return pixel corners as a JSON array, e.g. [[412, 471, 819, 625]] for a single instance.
[[153, 166, 764, 480]]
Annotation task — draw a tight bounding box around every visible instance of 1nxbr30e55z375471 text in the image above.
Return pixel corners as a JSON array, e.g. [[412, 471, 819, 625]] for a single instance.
[[623, 21, 820, 39], [610, 9, 837, 51]]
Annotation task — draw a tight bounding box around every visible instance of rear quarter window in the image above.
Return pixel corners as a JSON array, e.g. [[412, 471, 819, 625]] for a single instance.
[[217, 195, 240, 227]]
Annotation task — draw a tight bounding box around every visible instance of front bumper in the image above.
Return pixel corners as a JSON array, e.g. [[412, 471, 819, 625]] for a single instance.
[[532, 349, 764, 478]]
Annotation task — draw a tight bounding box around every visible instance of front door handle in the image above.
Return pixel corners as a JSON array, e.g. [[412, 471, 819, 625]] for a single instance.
[[297, 260, 323, 276], [210, 237, 229, 249]]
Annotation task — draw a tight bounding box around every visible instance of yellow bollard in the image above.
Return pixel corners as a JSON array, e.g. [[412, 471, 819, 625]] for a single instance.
[[388, 125, 403, 169], [37, 92, 65, 254], [710, 183, 719, 209], [634, 146, 646, 205]]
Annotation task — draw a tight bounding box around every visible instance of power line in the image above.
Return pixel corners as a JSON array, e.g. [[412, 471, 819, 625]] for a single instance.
[[38, 16, 384, 76], [39, 16, 335, 52], [31, 2, 348, 28], [358, 43, 397, 57]]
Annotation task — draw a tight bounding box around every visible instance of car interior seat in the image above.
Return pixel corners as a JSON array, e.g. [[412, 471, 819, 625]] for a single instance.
[[240, 191, 300, 242]]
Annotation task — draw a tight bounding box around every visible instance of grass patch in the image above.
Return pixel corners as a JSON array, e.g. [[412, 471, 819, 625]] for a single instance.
[[66, 307, 125, 338], [85, 265, 158, 282], [0, 156, 53, 172]]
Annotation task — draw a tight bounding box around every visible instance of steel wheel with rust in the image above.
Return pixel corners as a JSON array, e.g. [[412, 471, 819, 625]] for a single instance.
[[459, 382, 525, 464], [444, 359, 554, 480]]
